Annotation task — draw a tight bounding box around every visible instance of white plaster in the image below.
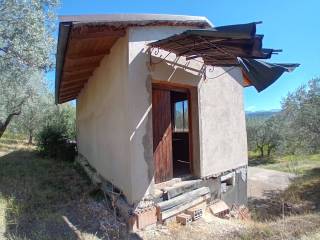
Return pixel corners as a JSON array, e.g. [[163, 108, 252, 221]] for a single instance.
[[76, 25, 248, 205], [198, 67, 248, 176], [76, 34, 132, 200]]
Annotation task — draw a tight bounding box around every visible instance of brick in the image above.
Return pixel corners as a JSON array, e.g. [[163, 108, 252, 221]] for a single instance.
[[185, 202, 206, 221], [128, 215, 138, 232], [209, 200, 230, 218], [176, 213, 192, 225], [135, 206, 157, 229]]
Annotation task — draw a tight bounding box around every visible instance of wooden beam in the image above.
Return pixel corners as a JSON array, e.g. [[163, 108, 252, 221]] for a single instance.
[[60, 87, 83, 96], [64, 67, 97, 74], [60, 94, 76, 100], [59, 93, 78, 100], [61, 79, 87, 88], [61, 85, 84, 92], [67, 50, 109, 59], [59, 96, 76, 103], [62, 71, 92, 81], [64, 62, 100, 72], [71, 26, 125, 40]]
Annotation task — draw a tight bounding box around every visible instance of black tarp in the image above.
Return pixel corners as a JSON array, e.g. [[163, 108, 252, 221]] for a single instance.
[[239, 58, 300, 92]]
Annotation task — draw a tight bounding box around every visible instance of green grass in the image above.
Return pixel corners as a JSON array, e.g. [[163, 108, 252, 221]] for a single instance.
[[0, 147, 101, 239], [249, 153, 320, 175]]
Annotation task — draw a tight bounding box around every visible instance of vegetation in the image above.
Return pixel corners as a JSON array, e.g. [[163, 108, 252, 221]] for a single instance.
[[247, 78, 320, 158], [0, 0, 59, 138]]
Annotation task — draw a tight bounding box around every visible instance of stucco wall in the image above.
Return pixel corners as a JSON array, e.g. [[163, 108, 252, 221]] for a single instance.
[[127, 26, 201, 203], [76, 25, 248, 205], [127, 26, 248, 199], [198, 67, 248, 177], [76, 35, 132, 200]]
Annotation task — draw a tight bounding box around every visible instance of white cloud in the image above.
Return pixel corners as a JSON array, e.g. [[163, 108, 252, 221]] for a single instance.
[[245, 105, 256, 111]]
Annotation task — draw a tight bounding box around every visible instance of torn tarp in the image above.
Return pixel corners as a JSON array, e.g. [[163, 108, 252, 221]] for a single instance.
[[239, 58, 300, 92]]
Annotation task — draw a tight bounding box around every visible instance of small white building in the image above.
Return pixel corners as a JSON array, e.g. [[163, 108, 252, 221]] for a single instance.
[[55, 14, 297, 228]]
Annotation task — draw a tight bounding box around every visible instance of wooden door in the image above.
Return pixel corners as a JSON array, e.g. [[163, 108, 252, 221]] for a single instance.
[[152, 87, 173, 183]]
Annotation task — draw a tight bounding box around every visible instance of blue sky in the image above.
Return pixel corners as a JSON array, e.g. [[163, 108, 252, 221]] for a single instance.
[[49, 0, 320, 111]]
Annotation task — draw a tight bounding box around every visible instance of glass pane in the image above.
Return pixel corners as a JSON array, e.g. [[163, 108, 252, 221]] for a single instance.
[[174, 101, 184, 132], [174, 100, 189, 132], [183, 100, 189, 131]]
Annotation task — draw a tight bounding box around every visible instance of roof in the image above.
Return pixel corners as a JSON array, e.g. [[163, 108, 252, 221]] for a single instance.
[[59, 14, 213, 27], [148, 22, 279, 66], [239, 59, 300, 92], [148, 22, 299, 91], [55, 14, 212, 103]]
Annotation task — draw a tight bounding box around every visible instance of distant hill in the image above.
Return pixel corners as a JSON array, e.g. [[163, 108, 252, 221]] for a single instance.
[[245, 109, 280, 120]]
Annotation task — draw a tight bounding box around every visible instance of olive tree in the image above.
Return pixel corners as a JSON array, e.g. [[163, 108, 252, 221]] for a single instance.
[[246, 116, 282, 157], [0, 0, 59, 138], [281, 78, 320, 153]]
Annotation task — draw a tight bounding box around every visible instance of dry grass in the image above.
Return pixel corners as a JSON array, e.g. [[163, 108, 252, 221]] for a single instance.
[[0, 140, 319, 240], [249, 153, 320, 175], [0, 142, 132, 240]]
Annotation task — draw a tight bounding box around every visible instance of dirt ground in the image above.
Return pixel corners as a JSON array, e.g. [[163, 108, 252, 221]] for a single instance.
[[248, 166, 295, 199]]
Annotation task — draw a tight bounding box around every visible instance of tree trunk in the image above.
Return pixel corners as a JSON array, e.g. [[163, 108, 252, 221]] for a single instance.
[[0, 110, 23, 139], [257, 145, 264, 157], [267, 145, 275, 157], [28, 131, 33, 144], [0, 113, 18, 139], [0, 100, 25, 139], [0, 127, 5, 139]]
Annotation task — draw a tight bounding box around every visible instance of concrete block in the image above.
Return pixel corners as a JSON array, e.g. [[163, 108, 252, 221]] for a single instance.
[[135, 206, 157, 229], [209, 200, 230, 218]]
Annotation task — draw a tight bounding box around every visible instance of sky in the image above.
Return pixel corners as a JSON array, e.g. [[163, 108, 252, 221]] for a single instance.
[[48, 0, 320, 111]]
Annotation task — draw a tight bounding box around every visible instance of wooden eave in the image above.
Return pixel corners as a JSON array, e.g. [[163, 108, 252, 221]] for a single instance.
[[56, 24, 125, 104]]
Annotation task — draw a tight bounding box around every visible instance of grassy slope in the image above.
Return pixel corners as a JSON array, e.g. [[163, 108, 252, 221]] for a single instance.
[[249, 152, 320, 174], [1, 139, 320, 240]]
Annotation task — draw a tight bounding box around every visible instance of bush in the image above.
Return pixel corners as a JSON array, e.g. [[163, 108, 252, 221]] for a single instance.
[[36, 124, 76, 161]]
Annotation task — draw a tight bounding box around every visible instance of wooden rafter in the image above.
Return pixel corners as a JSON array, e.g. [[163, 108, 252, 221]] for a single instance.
[[67, 50, 110, 59], [61, 79, 87, 87], [71, 26, 126, 40]]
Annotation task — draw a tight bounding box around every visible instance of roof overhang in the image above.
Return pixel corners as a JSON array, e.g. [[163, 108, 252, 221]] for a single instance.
[[148, 22, 299, 91], [55, 14, 212, 104], [148, 22, 280, 66]]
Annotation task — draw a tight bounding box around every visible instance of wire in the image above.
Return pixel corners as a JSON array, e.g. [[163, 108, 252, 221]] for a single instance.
[[205, 66, 237, 80]]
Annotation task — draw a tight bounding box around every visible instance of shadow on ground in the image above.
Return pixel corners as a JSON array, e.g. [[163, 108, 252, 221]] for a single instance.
[[0, 150, 141, 240], [248, 157, 276, 167], [248, 168, 320, 221]]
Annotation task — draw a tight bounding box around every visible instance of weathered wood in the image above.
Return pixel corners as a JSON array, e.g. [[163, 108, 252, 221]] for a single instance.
[[71, 27, 126, 39], [157, 187, 210, 212], [64, 62, 100, 72], [160, 194, 209, 220], [152, 87, 173, 183], [163, 179, 203, 200], [67, 52, 108, 60]]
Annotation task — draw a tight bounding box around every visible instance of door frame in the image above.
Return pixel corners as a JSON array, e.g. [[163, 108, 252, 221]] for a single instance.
[[152, 81, 194, 177]]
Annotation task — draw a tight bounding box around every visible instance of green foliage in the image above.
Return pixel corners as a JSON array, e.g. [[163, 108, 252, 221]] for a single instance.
[[0, 0, 59, 138], [36, 103, 76, 161], [246, 116, 282, 157], [247, 78, 320, 157], [281, 78, 320, 153]]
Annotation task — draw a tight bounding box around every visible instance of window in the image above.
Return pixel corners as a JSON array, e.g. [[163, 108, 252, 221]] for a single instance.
[[174, 100, 189, 132]]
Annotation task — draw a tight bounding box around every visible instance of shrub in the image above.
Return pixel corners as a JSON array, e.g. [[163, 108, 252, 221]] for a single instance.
[[36, 124, 76, 161]]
